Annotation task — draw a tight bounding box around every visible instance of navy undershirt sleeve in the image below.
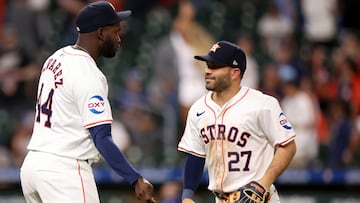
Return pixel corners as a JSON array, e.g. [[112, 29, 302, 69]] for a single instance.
[[89, 124, 141, 185], [182, 153, 206, 199]]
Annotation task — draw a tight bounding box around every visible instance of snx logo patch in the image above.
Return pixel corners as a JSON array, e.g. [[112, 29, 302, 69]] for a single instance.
[[88, 95, 105, 114]]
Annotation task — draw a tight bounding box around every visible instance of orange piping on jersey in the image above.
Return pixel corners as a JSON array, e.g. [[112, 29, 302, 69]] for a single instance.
[[178, 147, 206, 158], [220, 87, 249, 191], [204, 93, 221, 190], [62, 47, 93, 59], [223, 87, 250, 116], [203, 93, 217, 119], [77, 160, 87, 203], [275, 134, 296, 147], [84, 120, 112, 128], [220, 131, 226, 191]]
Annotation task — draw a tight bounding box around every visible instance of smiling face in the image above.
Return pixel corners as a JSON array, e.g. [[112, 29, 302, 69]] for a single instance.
[[205, 62, 235, 92]]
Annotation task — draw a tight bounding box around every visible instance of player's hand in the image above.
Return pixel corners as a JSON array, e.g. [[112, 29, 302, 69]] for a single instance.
[[182, 198, 195, 203], [134, 177, 156, 203]]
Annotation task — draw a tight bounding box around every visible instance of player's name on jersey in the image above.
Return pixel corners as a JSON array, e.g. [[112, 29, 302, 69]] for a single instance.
[[41, 58, 63, 88]]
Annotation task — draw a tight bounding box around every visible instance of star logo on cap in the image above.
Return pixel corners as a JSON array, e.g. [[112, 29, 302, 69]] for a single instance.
[[210, 44, 221, 53]]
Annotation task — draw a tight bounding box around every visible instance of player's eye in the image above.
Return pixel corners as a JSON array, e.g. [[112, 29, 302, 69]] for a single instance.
[[207, 63, 226, 69]]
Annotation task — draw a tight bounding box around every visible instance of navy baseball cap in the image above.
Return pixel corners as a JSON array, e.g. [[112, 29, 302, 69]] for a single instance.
[[195, 41, 246, 72], [75, 1, 131, 33]]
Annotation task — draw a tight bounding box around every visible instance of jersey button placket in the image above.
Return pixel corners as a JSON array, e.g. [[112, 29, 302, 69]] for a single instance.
[[215, 114, 225, 190]]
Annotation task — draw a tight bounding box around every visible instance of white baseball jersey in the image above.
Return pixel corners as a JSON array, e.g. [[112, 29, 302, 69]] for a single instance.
[[178, 86, 296, 193], [27, 46, 113, 161]]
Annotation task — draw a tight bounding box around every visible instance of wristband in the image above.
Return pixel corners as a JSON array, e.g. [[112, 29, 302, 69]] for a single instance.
[[182, 188, 195, 199]]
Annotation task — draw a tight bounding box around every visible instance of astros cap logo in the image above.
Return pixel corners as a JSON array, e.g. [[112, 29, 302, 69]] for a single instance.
[[210, 43, 221, 52]]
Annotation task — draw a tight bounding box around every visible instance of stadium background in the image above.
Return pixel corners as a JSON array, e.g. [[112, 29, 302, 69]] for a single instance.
[[0, 0, 360, 202]]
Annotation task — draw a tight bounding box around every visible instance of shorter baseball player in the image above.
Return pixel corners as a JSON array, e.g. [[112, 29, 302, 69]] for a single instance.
[[178, 41, 297, 203], [20, 1, 155, 203]]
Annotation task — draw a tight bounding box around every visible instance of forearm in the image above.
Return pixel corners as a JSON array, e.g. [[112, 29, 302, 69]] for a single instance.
[[89, 124, 141, 185], [182, 154, 205, 199], [258, 141, 296, 189]]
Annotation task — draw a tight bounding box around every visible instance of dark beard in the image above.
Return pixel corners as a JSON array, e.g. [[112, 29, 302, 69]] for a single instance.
[[206, 75, 231, 92], [100, 37, 117, 58]]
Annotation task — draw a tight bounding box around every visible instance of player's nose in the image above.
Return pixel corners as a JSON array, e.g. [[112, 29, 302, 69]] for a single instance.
[[116, 41, 121, 49], [116, 34, 122, 44], [205, 67, 214, 74]]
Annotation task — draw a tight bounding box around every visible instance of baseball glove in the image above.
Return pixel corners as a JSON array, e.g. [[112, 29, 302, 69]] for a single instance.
[[235, 181, 270, 203]]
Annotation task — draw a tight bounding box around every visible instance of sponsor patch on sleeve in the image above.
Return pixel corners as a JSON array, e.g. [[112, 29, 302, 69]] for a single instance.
[[279, 112, 292, 130], [88, 95, 105, 114]]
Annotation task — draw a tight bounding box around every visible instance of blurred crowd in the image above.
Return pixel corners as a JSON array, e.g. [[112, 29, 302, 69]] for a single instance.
[[0, 0, 360, 184]]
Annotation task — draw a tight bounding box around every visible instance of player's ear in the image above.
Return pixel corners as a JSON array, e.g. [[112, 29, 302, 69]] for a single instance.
[[232, 68, 241, 79], [97, 27, 105, 41]]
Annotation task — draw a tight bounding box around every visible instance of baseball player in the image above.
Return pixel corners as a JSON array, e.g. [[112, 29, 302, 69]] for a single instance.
[[20, 1, 155, 203], [178, 41, 297, 203]]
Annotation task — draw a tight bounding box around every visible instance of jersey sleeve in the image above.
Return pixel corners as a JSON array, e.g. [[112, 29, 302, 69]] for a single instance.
[[178, 103, 206, 158], [258, 96, 296, 147], [73, 68, 113, 129]]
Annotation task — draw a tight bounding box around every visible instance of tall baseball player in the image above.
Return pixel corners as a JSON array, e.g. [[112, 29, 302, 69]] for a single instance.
[[178, 41, 297, 203], [20, 1, 155, 203]]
